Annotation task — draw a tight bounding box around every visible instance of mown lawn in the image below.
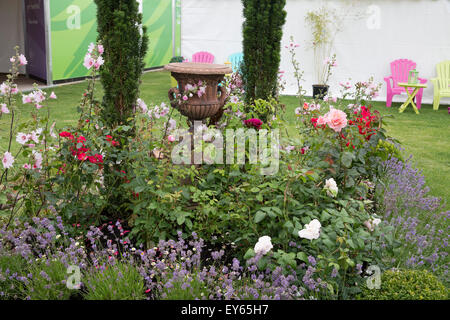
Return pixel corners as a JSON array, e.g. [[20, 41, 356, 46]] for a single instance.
[[1, 70, 448, 209]]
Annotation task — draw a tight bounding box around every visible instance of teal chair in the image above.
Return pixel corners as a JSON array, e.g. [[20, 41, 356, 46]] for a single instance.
[[228, 52, 243, 73]]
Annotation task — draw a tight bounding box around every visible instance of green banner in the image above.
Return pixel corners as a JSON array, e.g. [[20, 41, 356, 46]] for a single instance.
[[49, 0, 180, 81]]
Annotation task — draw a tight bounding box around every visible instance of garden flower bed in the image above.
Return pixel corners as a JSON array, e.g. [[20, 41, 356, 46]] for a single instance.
[[0, 32, 448, 300]]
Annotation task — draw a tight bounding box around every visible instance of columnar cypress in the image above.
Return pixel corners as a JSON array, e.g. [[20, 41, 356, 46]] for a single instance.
[[241, 0, 287, 104], [94, 0, 149, 128]]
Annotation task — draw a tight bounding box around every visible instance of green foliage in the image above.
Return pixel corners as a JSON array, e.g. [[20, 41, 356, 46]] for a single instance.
[[83, 262, 145, 300], [241, 0, 287, 103], [375, 139, 404, 162], [305, 6, 334, 49], [359, 269, 448, 300], [170, 56, 185, 63], [94, 0, 149, 128], [247, 98, 279, 122], [160, 272, 208, 300], [24, 260, 73, 300], [0, 254, 27, 300]]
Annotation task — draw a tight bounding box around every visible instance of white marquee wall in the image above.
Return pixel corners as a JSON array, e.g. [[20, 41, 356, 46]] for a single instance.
[[0, 0, 25, 74], [181, 0, 450, 105]]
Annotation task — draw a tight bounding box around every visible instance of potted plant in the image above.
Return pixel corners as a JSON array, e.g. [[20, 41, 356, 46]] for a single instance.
[[305, 6, 338, 99], [305, 4, 361, 99]]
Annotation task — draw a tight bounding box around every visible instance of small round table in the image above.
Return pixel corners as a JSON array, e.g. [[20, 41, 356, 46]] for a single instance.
[[397, 82, 427, 114], [164, 62, 232, 125]]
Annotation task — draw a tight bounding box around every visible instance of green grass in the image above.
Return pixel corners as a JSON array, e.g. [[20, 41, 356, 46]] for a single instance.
[[1, 70, 448, 209]]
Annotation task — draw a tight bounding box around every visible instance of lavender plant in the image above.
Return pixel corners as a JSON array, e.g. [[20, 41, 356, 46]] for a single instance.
[[378, 156, 449, 282]]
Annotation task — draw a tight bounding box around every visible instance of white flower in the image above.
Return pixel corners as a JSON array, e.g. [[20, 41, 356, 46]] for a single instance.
[[2, 152, 14, 169], [298, 219, 321, 240], [324, 178, 338, 197], [372, 218, 381, 226], [364, 216, 382, 232], [49, 92, 57, 99], [16, 132, 29, 145], [254, 236, 273, 255]]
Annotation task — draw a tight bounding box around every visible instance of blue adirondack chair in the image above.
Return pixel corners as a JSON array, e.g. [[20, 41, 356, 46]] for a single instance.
[[228, 52, 243, 73]]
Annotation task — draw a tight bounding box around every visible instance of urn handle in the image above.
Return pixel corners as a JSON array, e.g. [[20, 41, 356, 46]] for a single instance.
[[218, 85, 228, 107], [168, 87, 180, 109]]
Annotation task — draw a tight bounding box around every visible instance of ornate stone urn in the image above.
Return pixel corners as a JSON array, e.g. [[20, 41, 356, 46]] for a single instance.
[[164, 62, 232, 124]]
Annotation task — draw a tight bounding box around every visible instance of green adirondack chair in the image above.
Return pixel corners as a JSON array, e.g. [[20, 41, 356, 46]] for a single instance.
[[431, 60, 450, 110]]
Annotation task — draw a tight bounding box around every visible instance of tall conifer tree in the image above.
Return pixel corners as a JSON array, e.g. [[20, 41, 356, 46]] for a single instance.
[[241, 0, 287, 103], [94, 0, 149, 128]]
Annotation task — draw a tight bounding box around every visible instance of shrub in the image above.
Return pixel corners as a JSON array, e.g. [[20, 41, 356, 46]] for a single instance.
[[94, 0, 149, 128], [241, 0, 287, 103], [375, 139, 404, 162], [83, 262, 145, 300], [359, 269, 448, 300]]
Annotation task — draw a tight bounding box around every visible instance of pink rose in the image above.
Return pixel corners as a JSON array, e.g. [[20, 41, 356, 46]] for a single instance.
[[317, 116, 327, 126], [325, 109, 348, 132], [168, 135, 176, 143]]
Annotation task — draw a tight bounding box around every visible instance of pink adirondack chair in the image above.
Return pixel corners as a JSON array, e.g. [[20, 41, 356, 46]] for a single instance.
[[384, 59, 427, 109], [191, 51, 215, 64]]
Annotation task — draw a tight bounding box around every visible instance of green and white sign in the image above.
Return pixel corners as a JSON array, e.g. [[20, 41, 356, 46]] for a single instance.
[[49, 0, 180, 82]]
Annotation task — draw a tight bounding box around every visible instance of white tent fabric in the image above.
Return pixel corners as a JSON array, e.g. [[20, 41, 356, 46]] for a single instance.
[[0, 0, 25, 74], [181, 0, 450, 105]]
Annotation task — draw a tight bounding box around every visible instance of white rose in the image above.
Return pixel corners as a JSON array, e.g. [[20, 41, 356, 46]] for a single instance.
[[324, 178, 338, 197], [298, 219, 321, 240], [364, 217, 382, 232], [254, 236, 273, 255], [372, 218, 381, 226]]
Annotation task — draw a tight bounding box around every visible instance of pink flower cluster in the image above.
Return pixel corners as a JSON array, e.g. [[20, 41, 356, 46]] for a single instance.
[[0, 82, 19, 96], [83, 43, 104, 70], [22, 89, 56, 109], [10, 54, 27, 66], [181, 81, 207, 101], [16, 129, 41, 146]]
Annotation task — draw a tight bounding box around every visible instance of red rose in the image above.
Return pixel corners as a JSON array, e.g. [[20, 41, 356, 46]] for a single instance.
[[59, 131, 74, 139], [243, 118, 263, 130], [77, 153, 87, 161]]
